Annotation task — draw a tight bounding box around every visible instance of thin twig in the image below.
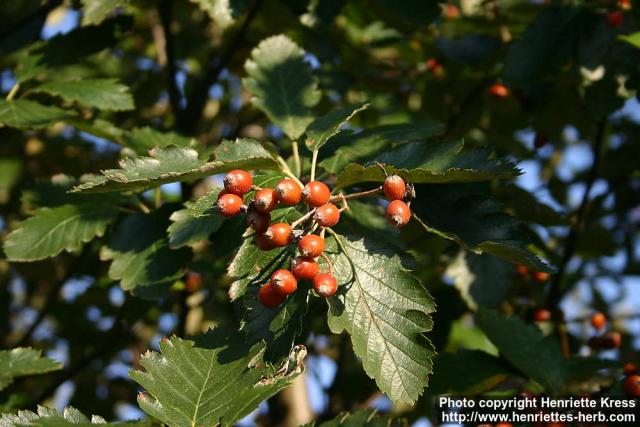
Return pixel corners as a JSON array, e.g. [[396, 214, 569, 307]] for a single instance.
[[329, 187, 382, 203], [291, 209, 316, 229], [6, 83, 19, 100], [310, 150, 318, 181], [292, 141, 302, 177]]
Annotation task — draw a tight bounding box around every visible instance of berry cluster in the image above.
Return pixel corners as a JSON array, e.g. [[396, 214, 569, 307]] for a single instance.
[[216, 169, 414, 308]]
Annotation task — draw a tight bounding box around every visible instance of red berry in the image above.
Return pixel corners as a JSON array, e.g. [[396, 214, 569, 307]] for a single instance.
[[532, 271, 550, 283], [489, 83, 510, 98], [624, 375, 640, 397], [515, 265, 529, 277], [314, 203, 341, 227], [223, 169, 252, 195], [270, 269, 297, 295], [618, 0, 631, 11], [253, 233, 273, 251], [496, 424, 513, 427], [313, 273, 337, 297], [275, 178, 303, 205], [383, 175, 406, 201], [624, 363, 637, 376], [217, 193, 243, 217], [590, 312, 607, 330], [298, 234, 325, 258], [258, 283, 285, 308], [290, 256, 320, 281], [444, 4, 460, 19], [184, 272, 202, 293], [246, 208, 270, 233], [533, 309, 552, 322], [607, 10, 624, 27], [254, 188, 279, 213], [265, 223, 292, 247], [604, 331, 622, 348], [303, 181, 331, 207], [386, 200, 411, 227], [534, 133, 548, 149]]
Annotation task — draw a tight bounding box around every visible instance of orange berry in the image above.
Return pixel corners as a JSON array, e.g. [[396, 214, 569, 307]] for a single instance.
[[216, 193, 243, 217], [532, 271, 550, 283], [618, 0, 631, 10], [184, 272, 203, 293], [444, 4, 460, 19], [313, 273, 337, 297], [386, 200, 411, 227], [223, 169, 252, 195], [624, 375, 640, 397], [254, 188, 279, 213], [275, 178, 303, 205], [298, 234, 325, 258], [258, 283, 285, 308], [489, 83, 510, 98], [303, 181, 331, 207], [290, 256, 320, 281], [383, 175, 406, 201], [265, 223, 292, 247], [515, 265, 529, 277], [624, 363, 637, 376], [533, 309, 552, 322], [314, 203, 341, 227], [253, 233, 274, 251], [270, 269, 297, 295], [590, 312, 607, 330], [246, 208, 270, 233]]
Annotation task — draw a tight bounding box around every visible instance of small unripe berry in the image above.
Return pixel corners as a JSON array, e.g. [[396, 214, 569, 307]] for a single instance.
[[298, 234, 325, 258], [217, 193, 243, 217], [254, 188, 279, 213], [607, 10, 624, 27], [624, 363, 637, 376], [223, 169, 252, 195], [624, 375, 640, 397], [258, 283, 285, 308], [314, 203, 341, 227], [590, 312, 607, 330], [253, 233, 274, 251], [386, 200, 411, 227], [533, 309, 552, 322], [275, 178, 303, 205], [532, 271, 550, 283], [383, 175, 406, 201], [303, 181, 331, 207], [313, 273, 338, 297], [290, 256, 320, 281], [489, 83, 510, 98], [246, 208, 270, 233], [270, 269, 297, 295], [265, 223, 292, 247]]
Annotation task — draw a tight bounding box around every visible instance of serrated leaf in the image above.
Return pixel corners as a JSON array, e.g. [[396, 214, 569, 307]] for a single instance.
[[130, 327, 305, 427], [81, 0, 127, 25], [0, 100, 69, 129], [325, 234, 436, 404], [305, 103, 369, 151], [124, 127, 192, 154], [319, 123, 444, 175], [476, 309, 568, 392], [336, 140, 519, 189], [212, 138, 278, 169], [620, 32, 640, 49], [496, 185, 569, 226], [3, 203, 119, 262], [0, 348, 61, 391], [189, 0, 248, 29], [412, 183, 553, 272], [101, 209, 188, 298], [243, 35, 321, 140], [0, 406, 149, 426], [312, 409, 406, 427], [168, 188, 224, 248], [33, 79, 134, 111]]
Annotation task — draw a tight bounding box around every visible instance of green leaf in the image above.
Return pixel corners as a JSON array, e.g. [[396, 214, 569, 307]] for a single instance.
[[313, 409, 405, 427], [124, 127, 192, 154], [167, 188, 225, 248], [412, 184, 553, 272], [130, 327, 305, 427], [101, 209, 188, 298], [81, 0, 127, 25], [319, 123, 444, 175], [189, 0, 248, 29], [0, 158, 21, 204], [73, 140, 277, 193], [33, 79, 134, 111], [243, 34, 321, 140], [619, 32, 640, 49], [0, 348, 61, 391], [429, 350, 519, 395], [326, 234, 436, 404], [0, 406, 150, 426], [496, 185, 569, 226], [335, 140, 519, 189], [445, 252, 514, 309], [0, 100, 68, 129], [305, 103, 369, 151], [3, 203, 119, 262], [476, 309, 568, 392]]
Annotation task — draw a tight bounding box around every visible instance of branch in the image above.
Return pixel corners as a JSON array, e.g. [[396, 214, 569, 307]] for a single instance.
[[155, 0, 183, 120], [329, 187, 383, 202], [546, 118, 607, 308]]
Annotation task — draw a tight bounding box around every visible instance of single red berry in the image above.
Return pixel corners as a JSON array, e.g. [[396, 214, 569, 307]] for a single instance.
[[275, 178, 303, 205], [184, 272, 202, 293], [265, 223, 292, 247], [515, 265, 529, 277], [624, 363, 638, 376], [253, 233, 274, 251], [618, 0, 631, 11], [534, 133, 548, 149], [270, 269, 297, 295], [532, 271, 550, 283], [246, 208, 270, 233], [223, 169, 252, 195], [383, 175, 406, 201], [624, 375, 640, 397], [590, 312, 607, 330], [607, 10, 624, 27], [533, 309, 552, 322], [489, 83, 510, 98], [313, 273, 338, 297], [298, 234, 325, 258], [254, 188, 279, 213], [314, 203, 341, 227], [386, 200, 411, 227], [604, 331, 622, 348], [444, 4, 460, 19], [258, 283, 286, 308], [217, 193, 243, 217], [290, 256, 320, 281], [303, 181, 331, 207], [496, 423, 513, 427]]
